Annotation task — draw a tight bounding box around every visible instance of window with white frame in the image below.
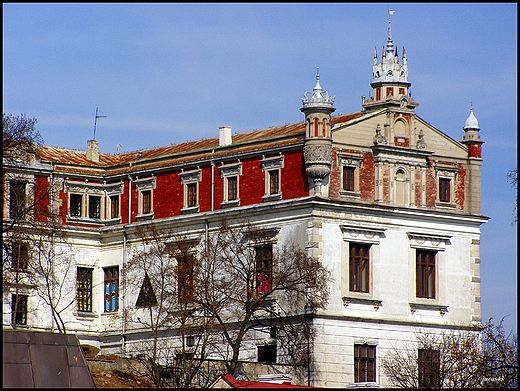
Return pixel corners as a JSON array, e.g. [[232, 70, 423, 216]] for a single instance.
[[261, 154, 283, 201], [220, 162, 242, 207], [180, 169, 201, 213], [435, 167, 457, 207], [65, 180, 116, 221], [135, 177, 155, 218], [338, 154, 362, 197]]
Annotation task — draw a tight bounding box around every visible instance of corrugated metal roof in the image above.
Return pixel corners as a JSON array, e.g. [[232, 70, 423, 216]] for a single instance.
[[2, 330, 95, 388], [37, 112, 364, 177]]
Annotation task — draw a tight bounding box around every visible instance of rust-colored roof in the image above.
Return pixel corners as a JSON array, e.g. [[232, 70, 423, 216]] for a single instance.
[[37, 112, 363, 177], [2, 330, 95, 388]]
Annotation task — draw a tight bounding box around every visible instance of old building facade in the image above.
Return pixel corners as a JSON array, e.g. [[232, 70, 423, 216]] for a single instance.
[[3, 20, 487, 388]]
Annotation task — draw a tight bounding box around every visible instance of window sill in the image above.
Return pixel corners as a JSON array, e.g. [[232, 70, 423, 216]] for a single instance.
[[435, 201, 457, 209], [136, 212, 154, 221], [67, 216, 105, 224], [342, 296, 382, 311], [262, 193, 281, 202], [105, 217, 122, 225], [339, 190, 361, 198], [221, 199, 240, 208], [181, 206, 199, 214], [75, 311, 98, 319], [409, 302, 448, 316]]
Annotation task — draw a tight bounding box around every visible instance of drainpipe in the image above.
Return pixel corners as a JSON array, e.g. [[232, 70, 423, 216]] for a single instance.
[[127, 175, 132, 224], [211, 161, 215, 211], [122, 230, 127, 355]]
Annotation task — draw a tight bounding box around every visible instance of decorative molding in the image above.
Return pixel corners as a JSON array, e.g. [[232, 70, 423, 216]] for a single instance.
[[261, 154, 284, 171], [407, 232, 451, 251], [340, 225, 385, 245], [180, 169, 201, 184], [342, 297, 382, 311], [409, 303, 448, 316]]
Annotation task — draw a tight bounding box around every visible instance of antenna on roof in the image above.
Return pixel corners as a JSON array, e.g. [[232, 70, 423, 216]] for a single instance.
[[93, 107, 107, 140]]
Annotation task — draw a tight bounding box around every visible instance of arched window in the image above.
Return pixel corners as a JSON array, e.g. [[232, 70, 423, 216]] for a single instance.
[[395, 168, 408, 206]]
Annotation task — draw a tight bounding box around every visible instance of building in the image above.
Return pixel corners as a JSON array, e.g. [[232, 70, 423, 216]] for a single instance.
[[3, 18, 487, 388]]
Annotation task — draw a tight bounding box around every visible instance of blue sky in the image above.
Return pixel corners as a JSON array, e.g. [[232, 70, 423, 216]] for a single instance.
[[3, 3, 517, 333]]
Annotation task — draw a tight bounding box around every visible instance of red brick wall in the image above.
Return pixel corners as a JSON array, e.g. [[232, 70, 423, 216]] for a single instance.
[[455, 164, 466, 210], [359, 152, 374, 201]]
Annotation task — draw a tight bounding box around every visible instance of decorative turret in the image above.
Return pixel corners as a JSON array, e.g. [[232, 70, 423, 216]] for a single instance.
[[461, 104, 484, 158], [461, 104, 484, 215], [300, 69, 336, 195], [363, 13, 417, 111]]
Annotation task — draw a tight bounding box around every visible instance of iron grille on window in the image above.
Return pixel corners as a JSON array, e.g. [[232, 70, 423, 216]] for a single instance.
[[178, 256, 194, 302], [186, 183, 197, 207], [110, 195, 120, 218], [77, 267, 93, 312], [88, 195, 101, 219], [70, 194, 82, 217], [9, 181, 27, 220], [11, 294, 28, 326], [11, 241, 29, 271], [142, 190, 152, 214], [268, 170, 279, 195], [354, 344, 376, 382], [418, 348, 440, 388], [255, 245, 273, 294], [227, 176, 238, 201]]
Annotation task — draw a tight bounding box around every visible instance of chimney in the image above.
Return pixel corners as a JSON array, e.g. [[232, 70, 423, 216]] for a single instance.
[[86, 139, 99, 162], [219, 126, 232, 147]]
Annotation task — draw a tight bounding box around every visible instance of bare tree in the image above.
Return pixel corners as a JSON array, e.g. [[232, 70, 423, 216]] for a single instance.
[[122, 219, 331, 387], [3, 113, 43, 165], [123, 225, 218, 388], [507, 168, 517, 226], [196, 219, 331, 378], [381, 318, 518, 388], [3, 113, 76, 332]]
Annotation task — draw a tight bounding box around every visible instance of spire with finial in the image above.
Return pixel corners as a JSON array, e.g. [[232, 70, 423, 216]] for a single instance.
[[302, 67, 335, 108]]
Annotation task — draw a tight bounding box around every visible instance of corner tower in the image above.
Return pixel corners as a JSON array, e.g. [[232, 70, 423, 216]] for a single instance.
[[300, 69, 336, 196], [461, 105, 484, 215], [363, 13, 418, 112]]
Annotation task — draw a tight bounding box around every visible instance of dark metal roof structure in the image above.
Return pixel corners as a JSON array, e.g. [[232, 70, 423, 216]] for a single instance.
[[2, 330, 95, 388]]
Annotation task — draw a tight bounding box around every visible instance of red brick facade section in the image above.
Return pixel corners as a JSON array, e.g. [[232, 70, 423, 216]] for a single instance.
[[382, 162, 390, 203], [415, 167, 422, 207], [468, 144, 482, 159], [359, 152, 374, 201], [455, 164, 466, 210], [425, 165, 437, 208]]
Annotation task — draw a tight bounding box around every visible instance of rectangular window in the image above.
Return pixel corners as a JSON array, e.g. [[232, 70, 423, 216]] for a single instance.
[[439, 178, 451, 202], [418, 349, 440, 388], [88, 195, 101, 219], [354, 344, 376, 383], [11, 241, 29, 271], [416, 250, 436, 299], [9, 180, 27, 220], [104, 266, 119, 312], [386, 87, 394, 97], [11, 294, 28, 326], [399, 87, 405, 95], [343, 166, 355, 191], [350, 243, 370, 293], [268, 170, 279, 195], [227, 176, 238, 201], [142, 190, 152, 214], [186, 183, 197, 208], [375, 88, 381, 101], [110, 195, 120, 218], [258, 344, 277, 363], [178, 256, 194, 302], [77, 267, 93, 312], [70, 194, 83, 217], [255, 245, 273, 294]]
